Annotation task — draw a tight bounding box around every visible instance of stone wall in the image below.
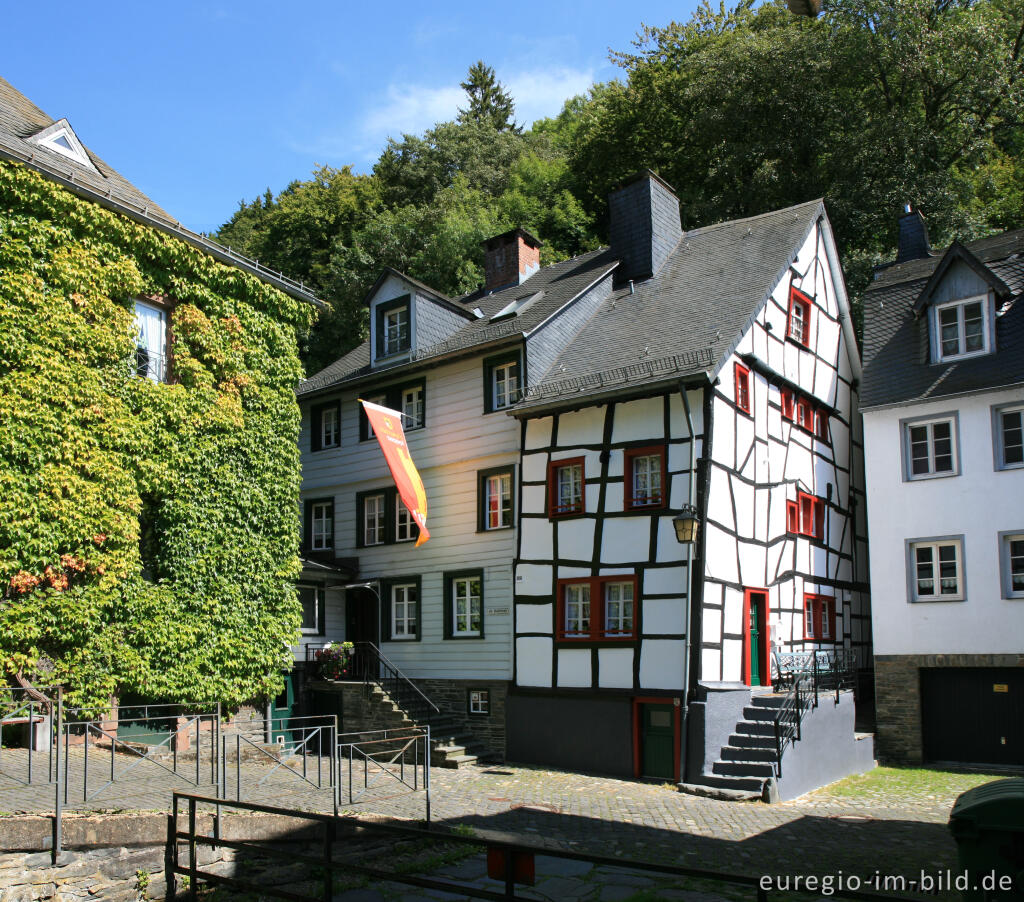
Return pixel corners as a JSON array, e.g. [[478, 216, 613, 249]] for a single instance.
[[418, 679, 508, 758], [0, 810, 334, 901], [874, 653, 1024, 764]]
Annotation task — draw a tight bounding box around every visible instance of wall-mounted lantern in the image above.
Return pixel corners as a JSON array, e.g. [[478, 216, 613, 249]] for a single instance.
[[673, 504, 701, 545]]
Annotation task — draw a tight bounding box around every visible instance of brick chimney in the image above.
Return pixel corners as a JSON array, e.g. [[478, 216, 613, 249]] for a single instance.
[[482, 228, 542, 293], [608, 170, 683, 283], [896, 204, 932, 263]]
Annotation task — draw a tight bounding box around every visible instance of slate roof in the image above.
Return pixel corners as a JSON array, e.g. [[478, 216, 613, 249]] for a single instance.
[[297, 247, 619, 397], [861, 229, 1024, 409], [0, 76, 321, 306], [513, 199, 826, 414]]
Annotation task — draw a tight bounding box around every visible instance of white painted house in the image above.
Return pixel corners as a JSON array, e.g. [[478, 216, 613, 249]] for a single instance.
[[295, 172, 873, 794], [862, 210, 1024, 768]]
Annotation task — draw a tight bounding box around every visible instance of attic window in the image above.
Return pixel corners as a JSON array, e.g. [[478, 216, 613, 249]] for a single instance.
[[490, 291, 543, 322], [932, 295, 991, 362], [30, 120, 98, 171]]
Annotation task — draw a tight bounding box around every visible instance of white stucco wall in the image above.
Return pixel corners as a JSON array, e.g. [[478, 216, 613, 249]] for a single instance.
[[863, 386, 1024, 655]]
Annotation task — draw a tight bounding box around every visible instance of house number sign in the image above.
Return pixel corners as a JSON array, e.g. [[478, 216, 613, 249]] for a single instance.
[[488, 607, 510, 616]]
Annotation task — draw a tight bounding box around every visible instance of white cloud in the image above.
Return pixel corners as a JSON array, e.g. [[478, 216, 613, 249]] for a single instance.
[[361, 64, 595, 140], [361, 83, 466, 141], [506, 66, 596, 127], [285, 63, 597, 167]]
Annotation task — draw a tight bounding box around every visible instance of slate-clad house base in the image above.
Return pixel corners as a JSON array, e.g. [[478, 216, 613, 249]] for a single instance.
[[506, 692, 635, 778]]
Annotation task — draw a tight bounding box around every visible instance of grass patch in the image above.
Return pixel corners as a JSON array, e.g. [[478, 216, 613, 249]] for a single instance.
[[815, 766, 1009, 801]]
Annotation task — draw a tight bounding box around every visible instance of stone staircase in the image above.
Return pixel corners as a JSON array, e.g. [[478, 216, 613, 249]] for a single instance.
[[682, 693, 784, 801], [353, 684, 483, 769]]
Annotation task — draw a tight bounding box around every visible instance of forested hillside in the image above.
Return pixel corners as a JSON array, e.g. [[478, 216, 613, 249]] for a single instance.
[[215, 0, 1024, 374]]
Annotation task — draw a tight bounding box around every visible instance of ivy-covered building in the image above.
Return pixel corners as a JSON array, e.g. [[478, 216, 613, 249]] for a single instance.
[[0, 76, 321, 713]]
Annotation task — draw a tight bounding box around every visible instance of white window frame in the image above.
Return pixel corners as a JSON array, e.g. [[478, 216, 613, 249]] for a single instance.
[[484, 472, 512, 530], [395, 495, 416, 542], [391, 583, 417, 639], [603, 581, 634, 637], [363, 493, 385, 546], [907, 536, 965, 602], [932, 295, 991, 362], [564, 583, 591, 637], [298, 583, 323, 634], [134, 299, 168, 382], [492, 360, 520, 410], [998, 531, 1024, 599], [401, 384, 424, 430], [900, 413, 959, 481], [468, 689, 489, 715], [382, 305, 409, 357], [992, 403, 1024, 471], [320, 405, 340, 449], [451, 575, 482, 637], [311, 502, 333, 552]]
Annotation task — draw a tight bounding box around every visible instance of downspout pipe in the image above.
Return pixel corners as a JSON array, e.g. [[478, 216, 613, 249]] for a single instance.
[[679, 384, 697, 717]]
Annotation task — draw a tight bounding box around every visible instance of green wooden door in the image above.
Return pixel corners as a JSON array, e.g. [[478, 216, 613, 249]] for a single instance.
[[749, 596, 765, 687], [271, 672, 297, 746], [641, 704, 675, 779]]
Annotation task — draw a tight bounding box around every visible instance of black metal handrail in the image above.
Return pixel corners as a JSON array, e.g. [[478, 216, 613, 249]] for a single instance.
[[351, 642, 440, 726], [773, 651, 857, 776]]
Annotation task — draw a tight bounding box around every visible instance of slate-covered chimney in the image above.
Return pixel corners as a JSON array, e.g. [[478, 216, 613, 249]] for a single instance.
[[482, 228, 541, 293], [896, 204, 932, 263], [608, 170, 683, 283]]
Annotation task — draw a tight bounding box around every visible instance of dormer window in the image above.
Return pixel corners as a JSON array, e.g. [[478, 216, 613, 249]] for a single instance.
[[375, 295, 412, 360], [134, 299, 168, 382], [933, 295, 990, 362]]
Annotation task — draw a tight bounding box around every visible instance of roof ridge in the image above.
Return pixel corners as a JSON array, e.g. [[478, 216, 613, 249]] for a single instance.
[[687, 198, 823, 237]]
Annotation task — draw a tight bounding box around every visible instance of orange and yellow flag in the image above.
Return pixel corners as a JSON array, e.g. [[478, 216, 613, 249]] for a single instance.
[[360, 399, 430, 546]]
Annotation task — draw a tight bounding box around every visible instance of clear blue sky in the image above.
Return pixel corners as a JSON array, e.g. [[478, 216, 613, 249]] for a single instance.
[[5, 2, 698, 234]]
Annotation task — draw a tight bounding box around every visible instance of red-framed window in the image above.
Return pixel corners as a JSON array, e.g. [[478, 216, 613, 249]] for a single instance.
[[780, 387, 829, 442], [804, 594, 836, 640], [557, 575, 638, 641], [787, 491, 825, 540], [624, 445, 667, 511], [787, 286, 813, 347], [735, 363, 751, 414], [548, 457, 585, 518]]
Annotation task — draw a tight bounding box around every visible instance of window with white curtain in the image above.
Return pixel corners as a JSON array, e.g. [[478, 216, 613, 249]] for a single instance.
[[134, 300, 167, 381]]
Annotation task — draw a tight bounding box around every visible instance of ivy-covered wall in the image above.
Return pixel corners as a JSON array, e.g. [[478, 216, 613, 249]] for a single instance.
[[0, 160, 316, 713]]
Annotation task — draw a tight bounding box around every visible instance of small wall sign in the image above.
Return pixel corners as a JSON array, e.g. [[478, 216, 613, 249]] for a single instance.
[[993, 683, 1009, 693], [488, 607, 511, 616]]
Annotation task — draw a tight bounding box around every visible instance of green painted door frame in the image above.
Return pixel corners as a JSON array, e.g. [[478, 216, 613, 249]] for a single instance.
[[270, 672, 297, 746]]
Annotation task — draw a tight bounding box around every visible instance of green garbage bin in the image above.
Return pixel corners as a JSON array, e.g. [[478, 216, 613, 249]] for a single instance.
[[948, 778, 1024, 901]]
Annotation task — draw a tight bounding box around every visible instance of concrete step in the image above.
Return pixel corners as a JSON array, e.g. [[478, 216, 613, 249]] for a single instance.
[[677, 782, 762, 802], [713, 759, 776, 778], [735, 720, 774, 737], [720, 745, 778, 763], [742, 705, 779, 722], [750, 694, 787, 709], [434, 751, 478, 769], [692, 774, 766, 793], [728, 733, 776, 750]]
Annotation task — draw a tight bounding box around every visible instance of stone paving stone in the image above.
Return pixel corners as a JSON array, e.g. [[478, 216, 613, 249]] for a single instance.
[[535, 854, 594, 877]]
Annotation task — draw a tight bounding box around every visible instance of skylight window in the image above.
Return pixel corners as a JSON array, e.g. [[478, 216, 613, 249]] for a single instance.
[[490, 291, 543, 322]]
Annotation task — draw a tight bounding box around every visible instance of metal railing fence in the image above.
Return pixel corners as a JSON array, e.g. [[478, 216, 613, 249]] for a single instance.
[[170, 791, 937, 902]]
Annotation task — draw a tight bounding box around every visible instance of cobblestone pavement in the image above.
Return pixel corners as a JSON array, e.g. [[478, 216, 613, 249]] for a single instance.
[[2, 749, 963, 900]]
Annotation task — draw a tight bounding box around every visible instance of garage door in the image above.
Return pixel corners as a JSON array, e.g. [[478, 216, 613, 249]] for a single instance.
[[921, 668, 1024, 767]]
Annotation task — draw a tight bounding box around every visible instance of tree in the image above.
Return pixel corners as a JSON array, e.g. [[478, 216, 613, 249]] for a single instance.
[[458, 61, 519, 132], [565, 0, 1024, 330]]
